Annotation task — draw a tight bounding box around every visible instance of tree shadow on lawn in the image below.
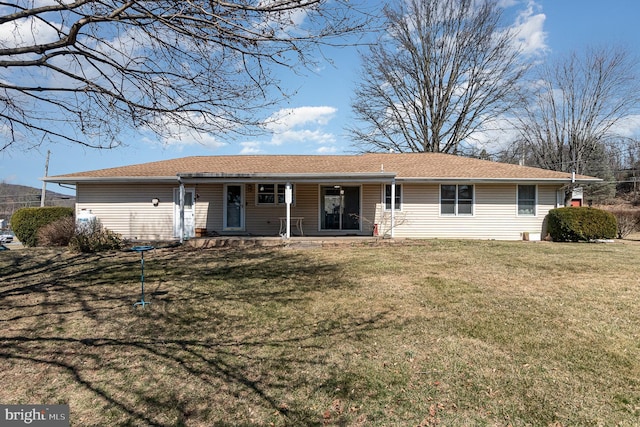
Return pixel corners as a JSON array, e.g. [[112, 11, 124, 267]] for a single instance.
[[0, 246, 392, 426]]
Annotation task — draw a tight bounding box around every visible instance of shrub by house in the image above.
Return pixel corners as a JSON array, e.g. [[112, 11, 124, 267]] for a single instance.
[[547, 207, 617, 242]]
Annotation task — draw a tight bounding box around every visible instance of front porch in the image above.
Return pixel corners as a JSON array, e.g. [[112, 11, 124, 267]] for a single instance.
[[176, 179, 398, 241]]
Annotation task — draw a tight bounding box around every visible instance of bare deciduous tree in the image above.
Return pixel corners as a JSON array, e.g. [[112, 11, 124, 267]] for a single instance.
[[348, 0, 528, 154], [0, 0, 369, 150], [516, 46, 640, 201]]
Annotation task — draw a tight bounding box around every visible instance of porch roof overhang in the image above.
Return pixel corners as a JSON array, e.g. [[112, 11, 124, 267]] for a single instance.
[[43, 172, 401, 186], [176, 172, 398, 184]]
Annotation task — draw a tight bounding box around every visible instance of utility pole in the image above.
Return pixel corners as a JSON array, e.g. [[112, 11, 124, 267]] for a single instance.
[[40, 150, 50, 207]]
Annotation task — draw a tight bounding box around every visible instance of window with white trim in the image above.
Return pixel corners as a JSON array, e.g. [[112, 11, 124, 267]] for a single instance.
[[440, 184, 474, 215], [384, 184, 402, 210], [257, 183, 294, 205], [517, 185, 536, 216]]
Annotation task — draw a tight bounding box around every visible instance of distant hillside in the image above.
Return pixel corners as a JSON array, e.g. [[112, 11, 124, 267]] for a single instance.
[[0, 182, 75, 221]]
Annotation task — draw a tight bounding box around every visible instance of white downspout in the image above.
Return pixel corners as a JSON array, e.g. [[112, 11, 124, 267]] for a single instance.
[[179, 179, 185, 244], [390, 179, 396, 238]]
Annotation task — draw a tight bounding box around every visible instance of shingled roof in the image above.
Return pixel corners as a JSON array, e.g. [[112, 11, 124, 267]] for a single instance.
[[45, 153, 599, 183]]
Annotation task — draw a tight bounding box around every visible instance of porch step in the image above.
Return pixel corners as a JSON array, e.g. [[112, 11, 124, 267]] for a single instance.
[[186, 237, 283, 249]]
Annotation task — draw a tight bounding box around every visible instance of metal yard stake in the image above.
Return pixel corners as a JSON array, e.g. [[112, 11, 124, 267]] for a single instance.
[[131, 245, 154, 308]]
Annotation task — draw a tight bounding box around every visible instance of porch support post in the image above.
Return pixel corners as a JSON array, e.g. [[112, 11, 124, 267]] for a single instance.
[[285, 182, 292, 239], [390, 179, 396, 238], [179, 178, 185, 244]]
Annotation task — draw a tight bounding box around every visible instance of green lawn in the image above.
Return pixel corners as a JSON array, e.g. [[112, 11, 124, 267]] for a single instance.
[[1, 240, 639, 426]]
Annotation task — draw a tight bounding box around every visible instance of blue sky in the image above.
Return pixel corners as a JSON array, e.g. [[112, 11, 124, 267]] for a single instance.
[[2, 0, 640, 195]]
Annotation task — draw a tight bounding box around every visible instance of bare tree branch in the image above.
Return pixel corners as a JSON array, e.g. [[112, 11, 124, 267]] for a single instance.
[[0, 0, 371, 150], [516, 46, 640, 176], [348, 0, 528, 154]]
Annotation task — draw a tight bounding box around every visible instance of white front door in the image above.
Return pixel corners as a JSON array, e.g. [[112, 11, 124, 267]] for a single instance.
[[224, 184, 244, 230], [174, 188, 195, 238]]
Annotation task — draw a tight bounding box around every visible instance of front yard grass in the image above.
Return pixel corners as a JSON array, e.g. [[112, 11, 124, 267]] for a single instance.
[[1, 240, 639, 426]]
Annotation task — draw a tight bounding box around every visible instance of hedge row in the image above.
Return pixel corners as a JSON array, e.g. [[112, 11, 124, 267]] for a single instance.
[[547, 207, 617, 242]]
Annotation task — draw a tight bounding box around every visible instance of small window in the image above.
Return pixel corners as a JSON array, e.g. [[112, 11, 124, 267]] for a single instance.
[[384, 184, 402, 210], [440, 184, 474, 215], [518, 185, 536, 216], [257, 184, 275, 204], [257, 183, 294, 205]]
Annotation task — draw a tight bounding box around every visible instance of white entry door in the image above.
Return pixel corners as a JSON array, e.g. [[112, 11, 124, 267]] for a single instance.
[[174, 188, 195, 238], [224, 184, 244, 230]]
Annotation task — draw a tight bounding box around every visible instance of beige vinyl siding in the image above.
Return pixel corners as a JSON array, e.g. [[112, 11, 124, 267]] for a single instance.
[[293, 184, 321, 234], [361, 184, 381, 235], [376, 183, 560, 240], [77, 183, 176, 240], [78, 181, 560, 241], [193, 183, 222, 232]]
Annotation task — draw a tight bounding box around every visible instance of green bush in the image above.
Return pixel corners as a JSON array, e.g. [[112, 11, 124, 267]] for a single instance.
[[10, 207, 74, 247], [547, 207, 617, 242], [69, 218, 123, 253]]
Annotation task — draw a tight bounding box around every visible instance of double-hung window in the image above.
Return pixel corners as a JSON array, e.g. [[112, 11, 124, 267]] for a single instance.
[[257, 184, 294, 205], [517, 185, 536, 216], [440, 184, 474, 215], [384, 184, 402, 210]]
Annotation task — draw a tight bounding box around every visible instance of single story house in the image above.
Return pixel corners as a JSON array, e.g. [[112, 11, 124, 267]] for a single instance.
[[43, 153, 599, 241]]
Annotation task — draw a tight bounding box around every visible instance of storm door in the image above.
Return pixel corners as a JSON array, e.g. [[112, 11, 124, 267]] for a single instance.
[[320, 186, 360, 231], [224, 184, 244, 230]]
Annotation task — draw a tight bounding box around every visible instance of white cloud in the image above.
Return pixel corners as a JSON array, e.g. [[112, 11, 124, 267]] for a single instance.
[[239, 141, 263, 154], [267, 106, 337, 132], [316, 145, 337, 154], [466, 115, 520, 152], [265, 106, 338, 147], [271, 128, 336, 146], [612, 115, 640, 138], [142, 132, 226, 151], [511, 1, 548, 56], [141, 113, 228, 150], [256, 0, 309, 37], [0, 16, 62, 50], [161, 132, 225, 149]]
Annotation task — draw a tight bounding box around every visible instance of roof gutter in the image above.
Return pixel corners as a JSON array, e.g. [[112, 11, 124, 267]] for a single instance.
[[176, 172, 398, 183], [397, 177, 602, 184], [42, 176, 179, 184], [43, 174, 600, 186]]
